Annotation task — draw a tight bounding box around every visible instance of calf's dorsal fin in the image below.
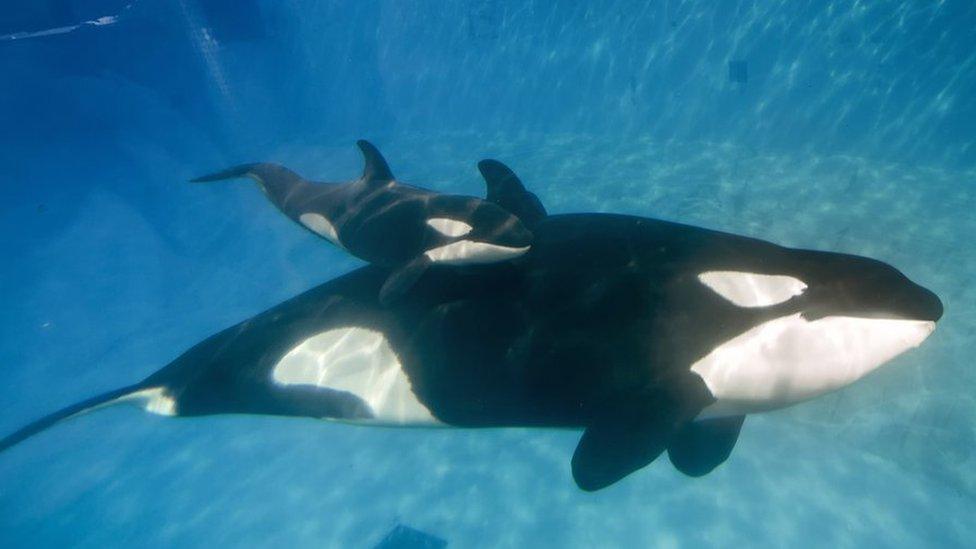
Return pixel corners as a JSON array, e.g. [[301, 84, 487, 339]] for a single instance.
[[357, 140, 395, 182]]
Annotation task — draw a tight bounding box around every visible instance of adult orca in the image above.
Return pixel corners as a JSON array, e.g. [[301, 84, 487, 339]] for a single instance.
[[0, 163, 942, 491], [192, 141, 534, 303]]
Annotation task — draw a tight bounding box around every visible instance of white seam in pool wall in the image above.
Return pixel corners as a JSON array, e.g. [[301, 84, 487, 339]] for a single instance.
[[0, 1, 138, 42]]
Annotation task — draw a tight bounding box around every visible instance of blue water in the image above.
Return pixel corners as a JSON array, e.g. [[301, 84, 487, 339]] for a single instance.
[[1, 1, 974, 547]]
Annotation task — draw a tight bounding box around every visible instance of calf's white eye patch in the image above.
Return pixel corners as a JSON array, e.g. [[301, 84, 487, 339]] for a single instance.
[[698, 271, 807, 308], [427, 217, 473, 237]]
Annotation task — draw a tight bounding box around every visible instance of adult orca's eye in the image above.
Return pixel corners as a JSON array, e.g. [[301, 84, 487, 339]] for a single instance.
[[698, 271, 807, 308]]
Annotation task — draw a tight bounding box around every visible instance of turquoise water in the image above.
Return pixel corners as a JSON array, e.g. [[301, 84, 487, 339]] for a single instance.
[[1, 2, 974, 547]]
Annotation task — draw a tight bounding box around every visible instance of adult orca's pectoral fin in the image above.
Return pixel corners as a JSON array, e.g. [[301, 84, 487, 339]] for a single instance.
[[572, 403, 671, 492], [357, 140, 395, 183], [667, 415, 744, 477], [477, 159, 547, 227], [571, 375, 714, 491], [379, 255, 432, 305]]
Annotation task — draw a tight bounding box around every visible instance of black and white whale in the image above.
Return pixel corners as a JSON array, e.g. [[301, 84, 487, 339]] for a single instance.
[[0, 163, 942, 491], [192, 140, 535, 303]]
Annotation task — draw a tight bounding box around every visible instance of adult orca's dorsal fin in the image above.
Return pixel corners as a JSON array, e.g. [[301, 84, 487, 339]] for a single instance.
[[477, 159, 547, 227], [356, 140, 394, 182]]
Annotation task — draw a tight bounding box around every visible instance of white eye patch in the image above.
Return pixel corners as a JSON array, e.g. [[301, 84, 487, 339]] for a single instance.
[[427, 217, 473, 237], [698, 271, 807, 308]]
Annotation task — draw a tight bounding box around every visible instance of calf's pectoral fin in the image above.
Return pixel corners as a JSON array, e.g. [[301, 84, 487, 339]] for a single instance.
[[667, 415, 744, 477], [379, 255, 432, 305]]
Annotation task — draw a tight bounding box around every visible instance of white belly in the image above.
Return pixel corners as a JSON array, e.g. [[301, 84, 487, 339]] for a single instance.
[[424, 240, 530, 265], [271, 326, 441, 426], [691, 313, 936, 419]]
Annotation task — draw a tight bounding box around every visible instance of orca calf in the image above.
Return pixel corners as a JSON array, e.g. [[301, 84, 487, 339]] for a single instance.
[[192, 141, 535, 303], [0, 163, 942, 491]]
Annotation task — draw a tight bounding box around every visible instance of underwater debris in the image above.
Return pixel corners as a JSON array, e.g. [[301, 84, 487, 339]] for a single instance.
[[374, 524, 447, 549]]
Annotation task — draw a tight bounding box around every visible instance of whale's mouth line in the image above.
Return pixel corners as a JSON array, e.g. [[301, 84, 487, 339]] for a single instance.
[[801, 310, 944, 323]]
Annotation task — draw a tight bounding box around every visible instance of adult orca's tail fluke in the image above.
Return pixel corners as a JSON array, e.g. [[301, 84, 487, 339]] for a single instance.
[[0, 383, 157, 453]]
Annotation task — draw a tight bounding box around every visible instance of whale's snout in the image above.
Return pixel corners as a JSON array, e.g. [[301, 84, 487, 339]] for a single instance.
[[885, 280, 943, 323], [913, 286, 944, 322]]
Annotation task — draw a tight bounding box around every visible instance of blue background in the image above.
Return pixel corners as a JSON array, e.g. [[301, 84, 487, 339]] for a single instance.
[[1, 1, 974, 546]]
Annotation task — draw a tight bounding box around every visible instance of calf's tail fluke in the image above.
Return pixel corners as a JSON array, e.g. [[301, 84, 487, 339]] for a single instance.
[[190, 163, 304, 187], [0, 383, 150, 453], [190, 163, 264, 182]]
